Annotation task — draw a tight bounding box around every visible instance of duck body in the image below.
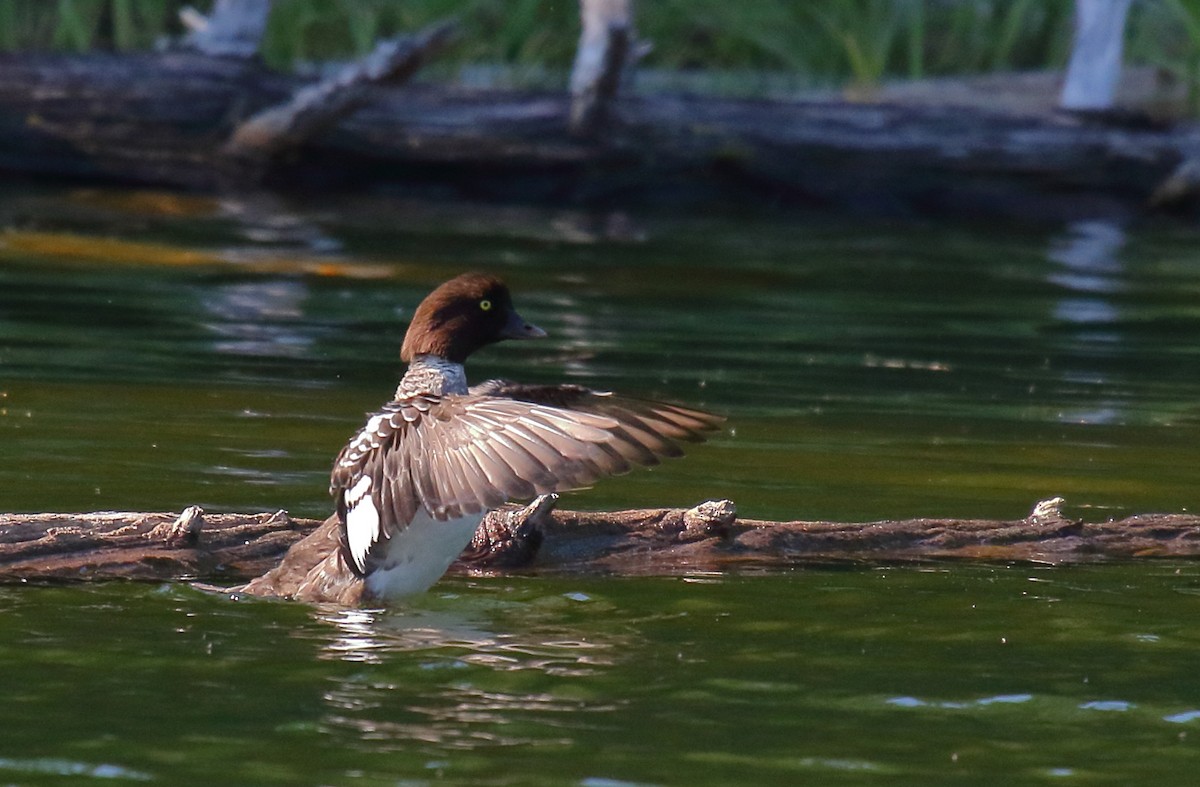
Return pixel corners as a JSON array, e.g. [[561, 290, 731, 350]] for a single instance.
[[334, 355, 484, 598], [360, 507, 483, 598], [244, 272, 721, 604]]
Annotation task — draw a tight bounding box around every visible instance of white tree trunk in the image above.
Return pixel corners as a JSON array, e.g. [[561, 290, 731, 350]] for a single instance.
[[182, 0, 273, 59], [569, 0, 634, 135], [1060, 0, 1132, 111]]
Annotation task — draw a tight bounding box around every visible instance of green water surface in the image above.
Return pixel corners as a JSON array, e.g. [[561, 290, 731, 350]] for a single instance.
[[5, 569, 1200, 785], [2, 184, 1200, 783]]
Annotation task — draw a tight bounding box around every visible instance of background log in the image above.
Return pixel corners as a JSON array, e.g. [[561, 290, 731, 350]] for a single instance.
[[224, 20, 456, 164], [3, 499, 1200, 590], [1, 51, 1198, 219]]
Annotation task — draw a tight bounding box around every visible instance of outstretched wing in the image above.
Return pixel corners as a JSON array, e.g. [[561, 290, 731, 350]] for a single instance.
[[468, 379, 724, 462], [331, 386, 723, 575]]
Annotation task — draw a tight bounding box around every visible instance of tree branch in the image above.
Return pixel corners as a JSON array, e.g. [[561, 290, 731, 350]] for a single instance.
[[223, 19, 457, 164]]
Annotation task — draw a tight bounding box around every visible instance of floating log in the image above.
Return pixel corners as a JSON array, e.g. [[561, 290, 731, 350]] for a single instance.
[[3, 498, 1200, 594], [1, 44, 1199, 218]]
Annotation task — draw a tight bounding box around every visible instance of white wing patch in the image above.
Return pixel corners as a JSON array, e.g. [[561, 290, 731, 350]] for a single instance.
[[338, 414, 389, 470], [344, 474, 379, 573]]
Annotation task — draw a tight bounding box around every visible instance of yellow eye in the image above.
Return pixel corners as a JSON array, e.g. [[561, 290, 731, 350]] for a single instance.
[[479, 299, 492, 311]]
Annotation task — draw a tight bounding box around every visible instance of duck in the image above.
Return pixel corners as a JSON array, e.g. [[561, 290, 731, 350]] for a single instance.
[[240, 272, 721, 604]]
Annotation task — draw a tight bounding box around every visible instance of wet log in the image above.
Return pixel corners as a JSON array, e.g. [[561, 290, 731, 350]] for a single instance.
[[2, 48, 1200, 219], [2, 498, 1200, 590]]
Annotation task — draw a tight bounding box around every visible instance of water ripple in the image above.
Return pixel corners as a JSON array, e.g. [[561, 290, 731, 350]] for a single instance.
[[0, 757, 152, 781]]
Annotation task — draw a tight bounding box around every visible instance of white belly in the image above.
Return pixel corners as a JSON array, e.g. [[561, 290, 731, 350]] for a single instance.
[[363, 509, 484, 599]]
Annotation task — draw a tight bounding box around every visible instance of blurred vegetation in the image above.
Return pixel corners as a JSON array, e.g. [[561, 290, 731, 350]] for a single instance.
[[0, 0, 1198, 94], [1133, 0, 1200, 113]]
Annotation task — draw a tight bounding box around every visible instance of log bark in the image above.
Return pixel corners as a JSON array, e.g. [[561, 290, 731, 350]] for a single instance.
[[0, 509, 305, 584], [3, 498, 1200, 590], [2, 49, 1200, 218]]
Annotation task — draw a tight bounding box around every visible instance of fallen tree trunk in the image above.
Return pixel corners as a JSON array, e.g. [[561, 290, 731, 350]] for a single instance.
[[0, 508, 305, 584], [3, 498, 1200, 590], [222, 21, 457, 165], [2, 49, 1200, 219]]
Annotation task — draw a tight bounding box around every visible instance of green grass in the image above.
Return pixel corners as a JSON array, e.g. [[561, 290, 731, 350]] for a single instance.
[[0, 0, 1196, 96], [0, 0, 174, 52]]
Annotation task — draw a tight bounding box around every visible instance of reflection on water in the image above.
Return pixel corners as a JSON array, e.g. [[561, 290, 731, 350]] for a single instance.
[[1048, 219, 1127, 301], [222, 194, 345, 254], [312, 593, 625, 751], [890, 691, 1200, 732], [318, 601, 619, 673], [202, 279, 313, 358], [4, 566, 1200, 783], [287, 568, 1200, 780], [889, 693, 1033, 709], [319, 607, 391, 664], [0, 757, 153, 782], [1047, 219, 1126, 425]]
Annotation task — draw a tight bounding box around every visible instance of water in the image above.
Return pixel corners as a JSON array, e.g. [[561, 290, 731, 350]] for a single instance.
[[4, 570, 1200, 785], [2, 183, 1200, 783]]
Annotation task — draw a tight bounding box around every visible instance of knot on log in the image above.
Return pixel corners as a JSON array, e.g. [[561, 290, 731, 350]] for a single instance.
[[264, 509, 291, 526], [463, 494, 556, 568], [1028, 496, 1066, 524], [148, 505, 205, 548], [680, 499, 737, 541], [1025, 496, 1085, 539]]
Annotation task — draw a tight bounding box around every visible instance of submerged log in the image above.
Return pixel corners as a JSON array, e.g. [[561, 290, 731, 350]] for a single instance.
[[1, 47, 1199, 218], [3, 498, 1200, 590]]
